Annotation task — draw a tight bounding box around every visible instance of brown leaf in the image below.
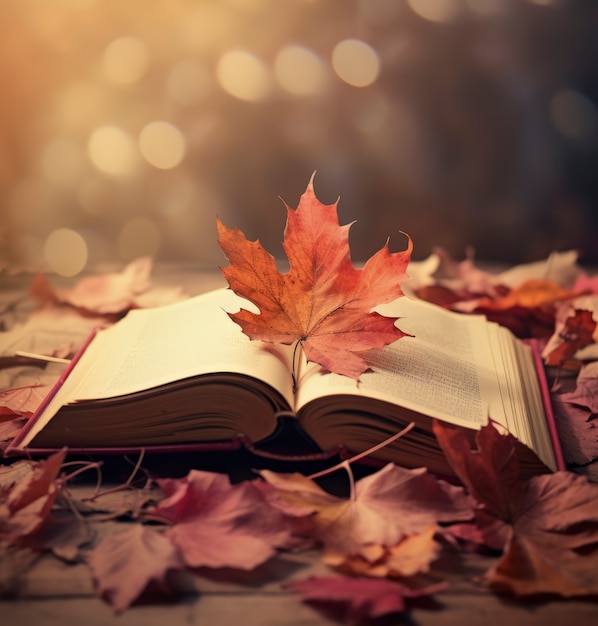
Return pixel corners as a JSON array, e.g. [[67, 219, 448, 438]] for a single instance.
[[0, 384, 52, 417], [259, 463, 474, 556], [217, 174, 412, 380], [434, 421, 598, 596], [324, 526, 441, 578], [543, 309, 596, 367], [1, 448, 67, 542]]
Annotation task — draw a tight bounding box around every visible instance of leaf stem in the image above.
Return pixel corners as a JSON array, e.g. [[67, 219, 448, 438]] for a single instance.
[[291, 339, 303, 394], [308, 422, 415, 481]]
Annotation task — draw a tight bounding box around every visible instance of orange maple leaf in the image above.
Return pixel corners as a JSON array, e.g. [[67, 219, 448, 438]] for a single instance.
[[217, 175, 413, 380]]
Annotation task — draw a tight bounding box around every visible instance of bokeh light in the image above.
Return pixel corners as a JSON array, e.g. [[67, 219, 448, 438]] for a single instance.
[[102, 36, 150, 84], [407, 0, 460, 22], [44, 228, 88, 276], [87, 126, 138, 177], [331, 39, 380, 88], [139, 121, 186, 170], [274, 45, 326, 96], [216, 49, 271, 101], [0, 0, 597, 271]]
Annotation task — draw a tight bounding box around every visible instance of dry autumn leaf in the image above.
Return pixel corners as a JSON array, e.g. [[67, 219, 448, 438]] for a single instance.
[[152, 469, 293, 570], [285, 574, 448, 622], [217, 174, 412, 380], [323, 526, 441, 579], [0, 448, 66, 542], [543, 309, 597, 367], [87, 524, 183, 613], [562, 361, 598, 417], [434, 420, 598, 597], [259, 462, 474, 557]]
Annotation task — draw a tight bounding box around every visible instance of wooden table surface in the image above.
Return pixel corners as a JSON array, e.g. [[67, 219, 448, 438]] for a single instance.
[[1, 264, 597, 626]]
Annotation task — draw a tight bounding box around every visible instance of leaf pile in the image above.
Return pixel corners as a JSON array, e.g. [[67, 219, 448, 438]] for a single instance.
[[1, 175, 598, 622], [1, 431, 597, 620]]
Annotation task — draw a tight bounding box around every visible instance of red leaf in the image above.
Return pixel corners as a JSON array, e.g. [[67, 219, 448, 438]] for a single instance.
[[217, 174, 412, 380], [434, 421, 598, 596], [1, 448, 66, 542], [153, 469, 291, 570], [543, 309, 596, 367], [285, 575, 447, 622], [259, 463, 474, 556], [87, 524, 183, 613]]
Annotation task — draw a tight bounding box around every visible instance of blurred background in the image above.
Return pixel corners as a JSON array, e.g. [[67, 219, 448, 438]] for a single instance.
[[0, 0, 597, 277]]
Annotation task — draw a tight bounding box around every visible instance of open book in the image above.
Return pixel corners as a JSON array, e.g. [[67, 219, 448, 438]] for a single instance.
[[7, 288, 563, 478]]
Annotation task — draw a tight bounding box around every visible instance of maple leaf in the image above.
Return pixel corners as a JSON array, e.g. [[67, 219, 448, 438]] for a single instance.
[[551, 393, 598, 466], [0, 384, 52, 417], [434, 420, 598, 596], [323, 526, 441, 579], [562, 361, 598, 417], [87, 524, 183, 613], [31, 257, 186, 316], [217, 174, 412, 380], [543, 309, 596, 367], [151, 469, 292, 570], [0, 448, 66, 542], [285, 575, 447, 623], [259, 462, 474, 556]]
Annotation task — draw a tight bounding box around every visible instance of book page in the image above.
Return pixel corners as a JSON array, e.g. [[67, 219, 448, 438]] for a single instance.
[[295, 296, 509, 430], [23, 289, 294, 442]]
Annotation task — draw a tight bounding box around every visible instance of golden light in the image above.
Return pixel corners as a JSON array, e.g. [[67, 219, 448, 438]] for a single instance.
[[138, 121, 186, 170], [118, 217, 162, 261], [102, 36, 151, 84], [44, 228, 88, 276], [87, 125, 138, 176], [216, 49, 271, 101], [274, 45, 326, 96], [331, 39, 380, 88], [407, 0, 460, 22]]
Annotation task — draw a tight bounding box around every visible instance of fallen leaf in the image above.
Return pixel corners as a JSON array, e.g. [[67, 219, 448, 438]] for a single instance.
[[434, 420, 598, 596], [1, 448, 67, 542], [324, 526, 441, 578], [562, 361, 598, 417], [29, 510, 95, 562], [285, 575, 447, 623], [0, 384, 52, 417], [152, 469, 292, 570], [87, 524, 183, 613], [217, 174, 412, 380], [543, 309, 596, 367], [31, 257, 186, 316], [259, 463, 474, 556], [550, 394, 598, 466]]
